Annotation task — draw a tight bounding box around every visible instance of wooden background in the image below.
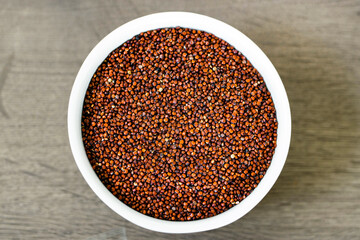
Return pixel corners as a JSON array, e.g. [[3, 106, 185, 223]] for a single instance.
[[1, 0, 359, 239]]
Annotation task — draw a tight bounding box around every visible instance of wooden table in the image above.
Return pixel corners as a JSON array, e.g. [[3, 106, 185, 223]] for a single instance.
[[1, 0, 359, 239]]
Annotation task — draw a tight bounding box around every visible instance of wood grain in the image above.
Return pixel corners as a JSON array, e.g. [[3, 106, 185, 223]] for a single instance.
[[1, 0, 359, 239]]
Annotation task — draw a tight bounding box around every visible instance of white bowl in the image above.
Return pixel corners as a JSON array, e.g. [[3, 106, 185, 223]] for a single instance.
[[68, 12, 291, 234]]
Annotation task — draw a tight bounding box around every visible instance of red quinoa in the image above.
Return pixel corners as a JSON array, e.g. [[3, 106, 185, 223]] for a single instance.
[[81, 27, 277, 221]]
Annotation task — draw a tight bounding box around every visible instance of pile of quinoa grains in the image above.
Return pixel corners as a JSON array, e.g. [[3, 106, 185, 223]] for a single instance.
[[82, 27, 277, 221]]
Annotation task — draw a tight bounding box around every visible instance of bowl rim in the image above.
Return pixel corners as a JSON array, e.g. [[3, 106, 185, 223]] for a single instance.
[[68, 11, 291, 234]]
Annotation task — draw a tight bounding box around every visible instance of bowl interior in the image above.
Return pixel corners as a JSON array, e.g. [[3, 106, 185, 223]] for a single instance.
[[68, 12, 291, 234]]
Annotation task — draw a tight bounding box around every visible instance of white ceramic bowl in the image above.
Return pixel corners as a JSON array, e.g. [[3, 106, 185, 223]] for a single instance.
[[68, 12, 291, 234]]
